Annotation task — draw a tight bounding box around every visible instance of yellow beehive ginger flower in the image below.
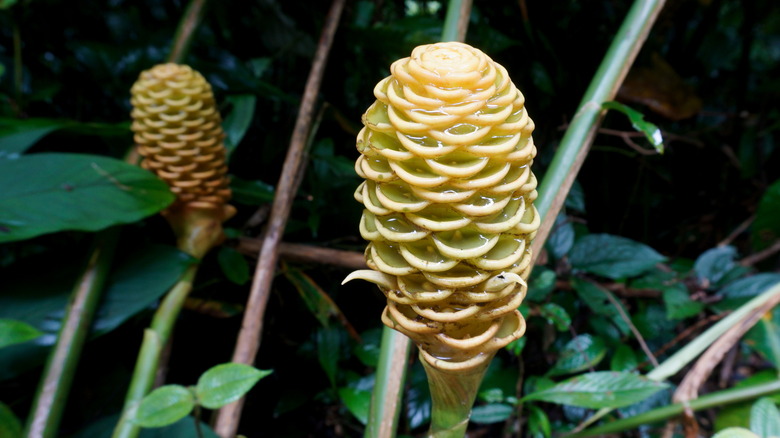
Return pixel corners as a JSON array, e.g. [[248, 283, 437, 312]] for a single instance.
[[345, 42, 540, 374], [131, 63, 236, 258]]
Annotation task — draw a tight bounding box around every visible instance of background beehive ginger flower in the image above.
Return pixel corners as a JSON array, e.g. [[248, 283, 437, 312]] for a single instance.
[[131, 63, 236, 258], [344, 42, 540, 373]]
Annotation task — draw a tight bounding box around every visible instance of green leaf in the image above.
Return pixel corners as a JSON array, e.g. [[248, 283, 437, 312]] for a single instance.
[[752, 178, 780, 250], [713, 274, 780, 312], [522, 371, 669, 409], [548, 334, 607, 376], [0, 118, 68, 156], [0, 153, 174, 242], [217, 246, 250, 285], [571, 278, 631, 335], [526, 268, 556, 302], [694, 246, 748, 287], [0, 401, 22, 438], [569, 234, 666, 279], [712, 428, 761, 438], [470, 403, 513, 424], [196, 363, 271, 409], [0, 318, 43, 349], [546, 214, 574, 260], [539, 303, 571, 331], [338, 387, 371, 425], [284, 267, 353, 331], [223, 94, 256, 158], [353, 328, 382, 368], [134, 385, 196, 428], [230, 176, 275, 205], [316, 326, 342, 387], [610, 344, 638, 372], [527, 404, 552, 438], [750, 398, 780, 437], [602, 101, 664, 153], [663, 283, 704, 320]]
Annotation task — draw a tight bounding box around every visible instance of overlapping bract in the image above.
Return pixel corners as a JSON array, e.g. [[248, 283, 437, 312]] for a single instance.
[[130, 63, 235, 258], [346, 42, 540, 372]]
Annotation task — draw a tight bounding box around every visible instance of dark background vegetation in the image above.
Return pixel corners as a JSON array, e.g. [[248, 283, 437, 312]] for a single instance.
[[2, 0, 780, 436]]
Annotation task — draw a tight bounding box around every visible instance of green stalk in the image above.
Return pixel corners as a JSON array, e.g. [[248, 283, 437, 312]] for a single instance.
[[23, 229, 120, 438], [364, 1, 472, 437], [530, 0, 666, 259], [566, 379, 780, 438], [424, 357, 491, 438], [167, 0, 210, 64], [111, 263, 199, 438]]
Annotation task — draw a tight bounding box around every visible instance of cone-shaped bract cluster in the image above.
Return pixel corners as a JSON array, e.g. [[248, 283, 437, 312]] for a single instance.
[[346, 42, 540, 373], [131, 63, 235, 258]]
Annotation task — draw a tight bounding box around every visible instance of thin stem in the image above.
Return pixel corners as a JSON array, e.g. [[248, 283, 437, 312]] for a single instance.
[[364, 328, 412, 438], [212, 1, 346, 436], [530, 0, 667, 262], [23, 229, 120, 438], [365, 2, 474, 437], [112, 263, 199, 438], [565, 379, 780, 438], [167, 0, 210, 64]]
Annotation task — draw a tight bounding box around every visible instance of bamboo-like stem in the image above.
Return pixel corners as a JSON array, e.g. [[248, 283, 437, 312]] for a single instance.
[[574, 281, 780, 432], [111, 263, 199, 438], [364, 328, 412, 438], [565, 379, 780, 438], [212, 1, 346, 436], [23, 229, 120, 438], [529, 0, 667, 263], [365, 2, 474, 437], [167, 0, 209, 64]]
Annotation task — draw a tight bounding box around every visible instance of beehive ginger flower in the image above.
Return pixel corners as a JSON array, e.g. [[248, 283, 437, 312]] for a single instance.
[[131, 63, 236, 258], [344, 42, 540, 373]]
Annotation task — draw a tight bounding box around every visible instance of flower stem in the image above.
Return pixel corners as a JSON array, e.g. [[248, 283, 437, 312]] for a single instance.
[[167, 0, 210, 64], [24, 229, 120, 438], [364, 327, 411, 438], [424, 357, 491, 438], [111, 263, 199, 438]]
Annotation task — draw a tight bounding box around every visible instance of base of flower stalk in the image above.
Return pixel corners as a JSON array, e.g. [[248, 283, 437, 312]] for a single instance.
[[162, 203, 236, 259], [421, 352, 493, 438]]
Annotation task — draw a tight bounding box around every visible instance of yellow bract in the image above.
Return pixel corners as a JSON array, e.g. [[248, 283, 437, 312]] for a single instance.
[[346, 42, 540, 373]]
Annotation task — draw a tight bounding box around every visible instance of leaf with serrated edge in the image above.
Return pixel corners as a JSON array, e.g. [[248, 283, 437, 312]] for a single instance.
[[750, 398, 780, 437], [569, 234, 666, 279], [134, 385, 195, 428], [548, 334, 606, 376], [196, 363, 271, 409], [522, 371, 668, 409]]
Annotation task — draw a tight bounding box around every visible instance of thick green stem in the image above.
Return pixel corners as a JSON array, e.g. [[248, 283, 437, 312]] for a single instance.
[[566, 379, 780, 438], [424, 357, 491, 438], [167, 0, 210, 64], [530, 0, 666, 260], [23, 229, 120, 438], [111, 263, 199, 438]]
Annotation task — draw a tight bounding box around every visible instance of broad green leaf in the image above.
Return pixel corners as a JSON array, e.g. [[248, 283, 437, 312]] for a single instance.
[[0, 401, 22, 438], [548, 334, 607, 376], [73, 414, 219, 438], [610, 344, 638, 372], [230, 176, 275, 205], [526, 268, 556, 302], [0, 118, 68, 156], [0, 318, 43, 349], [713, 274, 780, 312], [338, 387, 371, 425], [750, 398, 780, 437], [0, 153, 174, 242], [716, 371, 780, 431], [527, 404, 552, 438], [565, 180, 586, 213], [602, 101, 664, 153], [0, 245, 190, 380], [353, 328, 382, 367], [752, 179, 780, 250], [196, 363, 271, 409], [569, 234, 666, 279], [470, 403, 513, 424], [539, 303, 571, 331], [217, 246, 250, 285], [571, 278, 630, 335], [744, 314, 780, 368], [134, 385, 195, 428], [712, 428, 760, 438], [522, 371, 669, 409], [694, 246, 748, 287], [545, 213, 574, 260], [316, 326, 342, 387], [223, 94, 256, 158], [663, 283, 704, 320]]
